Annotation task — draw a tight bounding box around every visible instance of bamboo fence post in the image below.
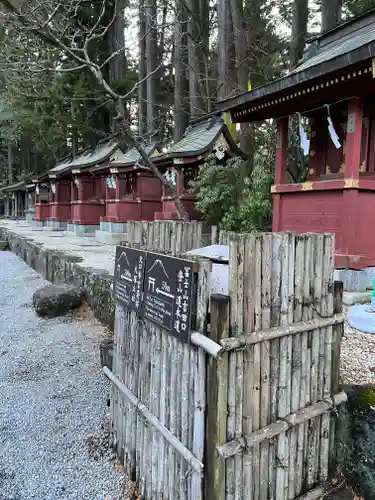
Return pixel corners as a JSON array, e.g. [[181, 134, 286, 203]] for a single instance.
[[233, 236, 245, 500], [259, 233, 272, 500], [329, 280, 343, 476], [276, 233, 290, 500], [242, 235, 256, 499], [191, 258, 211, 500], [290, 235, 305, 498], [269, 233, 282, 500], [319, 234, 334, 482], [205, 294, 230, 500], [227, 237, 238, 500]]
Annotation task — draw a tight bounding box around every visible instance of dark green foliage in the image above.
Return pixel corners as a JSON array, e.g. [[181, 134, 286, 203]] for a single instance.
[[344, 0, 375, 17], [192, 150, 274, 232], [337, 384, 375, 499]]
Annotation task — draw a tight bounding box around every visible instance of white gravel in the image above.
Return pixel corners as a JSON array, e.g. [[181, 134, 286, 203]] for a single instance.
[[0, 251, 128, 500], [341, 312, 375, 385]]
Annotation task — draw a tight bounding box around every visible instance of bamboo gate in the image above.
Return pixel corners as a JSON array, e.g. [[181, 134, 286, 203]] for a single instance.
[[106, 221, 346, 500]]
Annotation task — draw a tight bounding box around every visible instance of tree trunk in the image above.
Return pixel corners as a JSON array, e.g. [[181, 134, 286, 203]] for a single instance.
[[108, 0, 126, 85], [145, 0, 158, 135], [138, 0, 147, 137], [289, 0, 309, 69], [217, 0, 236, 100], [174, 0, 189, 142], [187, 0, 207, 116], [7, 142, 12, 184], [322, 0, 342, 31]]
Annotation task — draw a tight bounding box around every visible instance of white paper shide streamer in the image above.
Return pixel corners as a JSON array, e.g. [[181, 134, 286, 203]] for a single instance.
[[298, 113, 310, 156], [326, 105, 341, 149]]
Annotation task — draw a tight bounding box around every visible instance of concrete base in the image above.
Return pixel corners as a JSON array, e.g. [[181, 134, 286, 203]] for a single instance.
[[343, 291, 373, 306], [334, 268, 367, 293], [32, 220, 45, 228], [100, 220, 127, 233], [46, 219, 67, 230], [95, 230, 126, 246], [348, 304, 375, 333], [67, 223, 99, 236], [25, 208, 35, 224]]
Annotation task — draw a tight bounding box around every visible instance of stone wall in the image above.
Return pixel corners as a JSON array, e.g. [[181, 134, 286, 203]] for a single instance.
[[0, 226, 115, 330], [336, 384, 375, 499]]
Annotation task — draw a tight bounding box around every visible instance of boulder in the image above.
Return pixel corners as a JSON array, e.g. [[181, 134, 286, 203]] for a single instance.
[[32, 284, 83, 317], [0, 241, 9, 251]]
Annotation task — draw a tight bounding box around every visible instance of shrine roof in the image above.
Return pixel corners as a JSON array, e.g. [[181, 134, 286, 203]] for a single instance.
[[48, 137, 119, 177], [156, 114, 245, 160], [214, 8, 375, 121], [1, 180, 27, 193], [110, 143, 158, 167]]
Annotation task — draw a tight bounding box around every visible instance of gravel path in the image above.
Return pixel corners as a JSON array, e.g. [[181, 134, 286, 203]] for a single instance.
[[0, 252, 127, 500], [341, 313, 375, 385]]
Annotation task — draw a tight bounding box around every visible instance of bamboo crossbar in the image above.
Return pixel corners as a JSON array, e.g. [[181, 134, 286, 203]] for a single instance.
[[216, 391, 347, 459], [103, 366, 204, 473], [190, 331, 223, 357], [220, 313, 345, 351]]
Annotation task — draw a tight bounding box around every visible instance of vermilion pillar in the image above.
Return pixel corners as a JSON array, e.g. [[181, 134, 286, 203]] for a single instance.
[[341, 97, 363, 262], [272, 117, 289, 232]]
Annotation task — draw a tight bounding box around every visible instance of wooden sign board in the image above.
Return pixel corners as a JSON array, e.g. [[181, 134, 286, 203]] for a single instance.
[[143, 252, 195, 343], [113, 246, 146, 312]]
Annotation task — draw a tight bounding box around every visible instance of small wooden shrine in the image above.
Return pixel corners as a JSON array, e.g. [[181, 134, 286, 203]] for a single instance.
[[67, 138, 120, 232], [216, 9, 375, 286], [154, 114, 246, 220], [46, 156, 73, 228], [32, 177, 50, 225], [91, 143, 162, 226], [1, 180, 33, 218]]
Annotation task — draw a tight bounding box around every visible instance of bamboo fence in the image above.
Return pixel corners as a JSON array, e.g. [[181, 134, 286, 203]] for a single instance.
[[109, 220, 212, 499], [205, 232, 346, 500], [107, 223, 346, 500]]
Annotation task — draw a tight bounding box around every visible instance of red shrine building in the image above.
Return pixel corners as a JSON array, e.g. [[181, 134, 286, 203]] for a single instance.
[[33, 138, 121, 233], [216, 9, 375, 294], [92, 143, 163, 245], [154, 114, 247, 220]]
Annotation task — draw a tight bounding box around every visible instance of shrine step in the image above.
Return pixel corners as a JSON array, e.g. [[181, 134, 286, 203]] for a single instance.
[[95, 230, 126, 246]]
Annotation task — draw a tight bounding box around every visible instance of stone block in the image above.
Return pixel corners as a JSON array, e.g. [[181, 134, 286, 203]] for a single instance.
[[95, 230, 126, 246], [32, 284, 84, 317], [67, 223, 99, 236]]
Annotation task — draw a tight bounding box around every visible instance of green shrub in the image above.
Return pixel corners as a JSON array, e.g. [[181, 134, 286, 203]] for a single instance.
[[191, 152, 274, 232]]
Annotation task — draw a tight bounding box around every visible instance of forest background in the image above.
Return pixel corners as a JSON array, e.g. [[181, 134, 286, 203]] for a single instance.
[[0, 0, 372, 229]]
